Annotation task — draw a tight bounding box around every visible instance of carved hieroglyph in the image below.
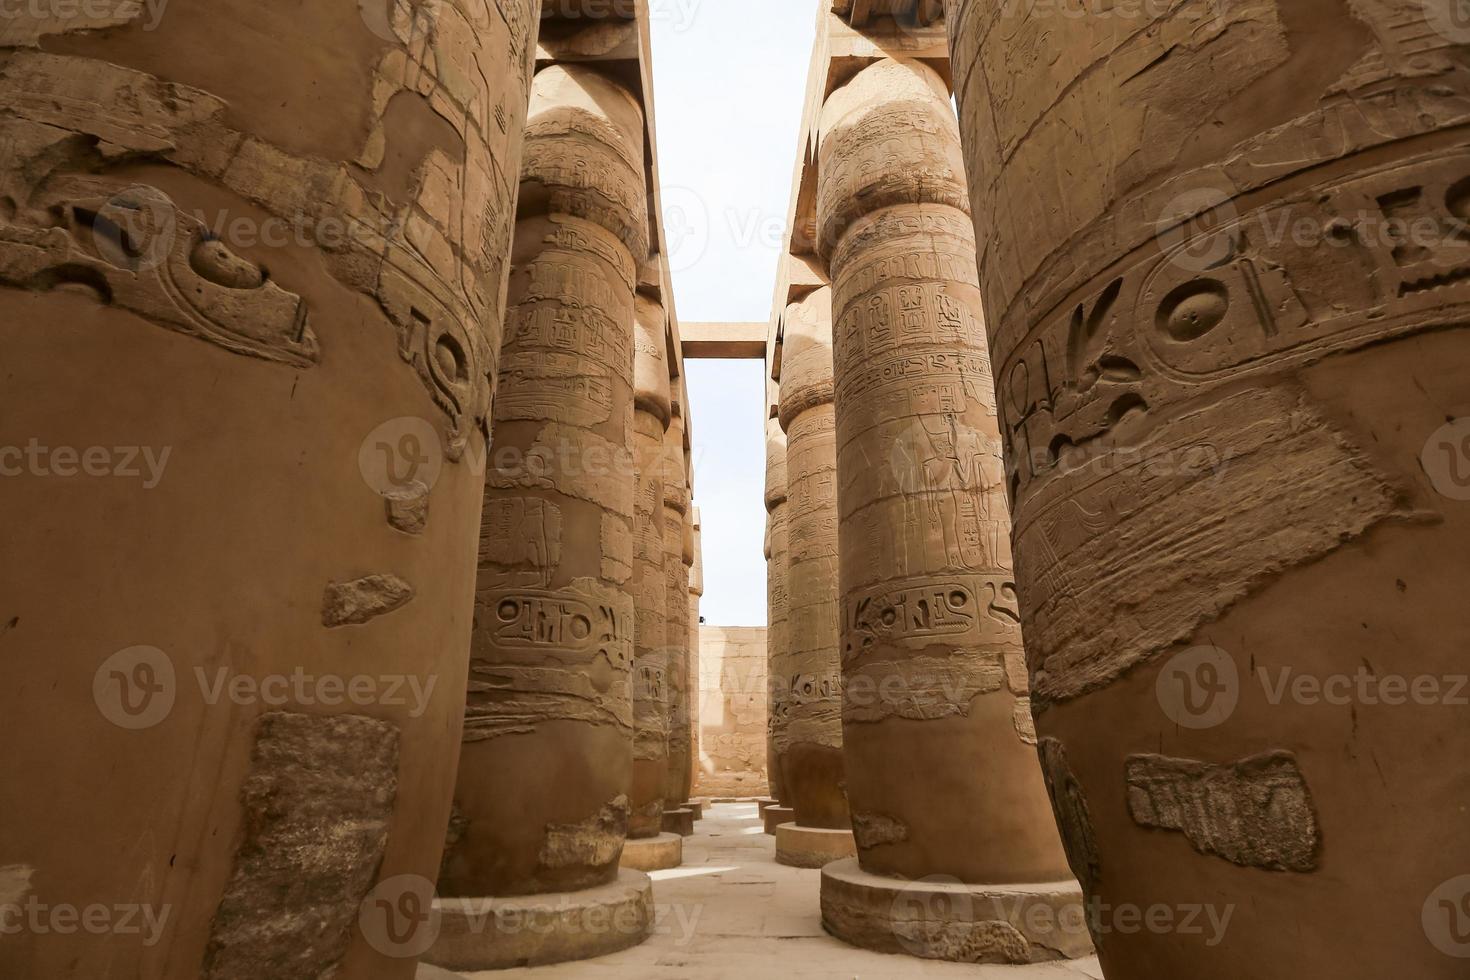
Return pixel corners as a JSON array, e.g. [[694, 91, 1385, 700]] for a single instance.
[[661, 401, 693, 807], [630, 294, 672, 839], [948, 1, 1470, 975], [820, 58, 1069, 884], [443, 62, 645, 899], [765, 415, 792, 805], [0, 3, 538, 977], [778, 286, 850, 830]]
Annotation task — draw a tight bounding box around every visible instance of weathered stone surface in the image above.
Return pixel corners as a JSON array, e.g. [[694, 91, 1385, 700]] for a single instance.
[[765, 413, 791, 806], [694, 626, 769, 799], [777, 287, 850, 831], [322, 573, 416, 627], [662, 401, 694, 808], [820, 858, 1092, 965], [443, 62, 644, 901], [0, 4, 538, 974], [630, 294, 672, 839], [821, 57, 1070, 889], [202, 713, 399, 979], [426, 869, 653, 973], [1126, 752, 1319, 873], [946, 2, 1470, 975], [775, 822, 857, 869], [383, 480, 430, 536]]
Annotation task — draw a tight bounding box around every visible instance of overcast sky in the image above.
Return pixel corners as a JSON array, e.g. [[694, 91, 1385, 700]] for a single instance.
[[650, 1, 818, 626]]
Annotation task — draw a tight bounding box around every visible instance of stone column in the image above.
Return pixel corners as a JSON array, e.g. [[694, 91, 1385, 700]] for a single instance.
[[816, 57, 1086, 963], [687, 504, 705, 808], [775, 287, 856, 867], [0, 3, 538, 977], [764, 415, 793, 820], [660, 400, 694, 835], [628, 295, 672, 839], [432, 63, 652, 971], [946, 3, 1470, 977]]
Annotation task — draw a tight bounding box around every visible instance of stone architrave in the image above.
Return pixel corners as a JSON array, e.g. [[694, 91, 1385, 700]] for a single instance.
[[946, 2, 1470, 975], [0, 3, 540, 977], [440, 63, 645, 909], [629, 294, 672, 839]]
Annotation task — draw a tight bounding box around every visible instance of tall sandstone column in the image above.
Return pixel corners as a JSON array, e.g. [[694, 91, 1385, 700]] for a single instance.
[[776, 287, 855, 866], [0, 3, 538, 977], [948, 3, 1470, 977], [661, 399, 693, 822], [687, 505, 705, 800], [629, 295, 672, 839], [437, 63, 651, 968], [816, 57, 1085, 963], [764, 415, 792, 808]]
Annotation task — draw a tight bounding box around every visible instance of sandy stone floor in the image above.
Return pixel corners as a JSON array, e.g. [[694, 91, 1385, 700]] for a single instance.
[[432, 802, 1104, 980]]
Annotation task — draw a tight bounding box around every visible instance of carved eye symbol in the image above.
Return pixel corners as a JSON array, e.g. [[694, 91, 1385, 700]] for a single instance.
[[1157, 279, 1229, 342]]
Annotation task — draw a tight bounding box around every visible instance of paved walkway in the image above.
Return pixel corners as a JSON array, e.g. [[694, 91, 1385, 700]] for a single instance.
[[430, 802, 1104, 980]]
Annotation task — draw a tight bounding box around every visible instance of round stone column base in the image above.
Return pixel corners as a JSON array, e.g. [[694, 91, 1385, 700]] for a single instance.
[[684, 800, 704, 820], [755, 797, 777, 815], [662, 808, 694, 836], [619, 832, 684, 871], [819, 858, 1094, 964], [775, 824, 856, 868], [423, 870, 654, 972], [762, 805, 794, 835]]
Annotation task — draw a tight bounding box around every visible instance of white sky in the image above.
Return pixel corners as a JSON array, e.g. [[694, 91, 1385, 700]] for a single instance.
[[650, 1, 819, 626]]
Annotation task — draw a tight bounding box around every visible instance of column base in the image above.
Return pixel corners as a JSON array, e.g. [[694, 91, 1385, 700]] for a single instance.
[[423, 870, 654, 972], [762, 805, 794, 835], [662, 808, 694, 836], [819, 858, 1094, 964], [774, 824, 856, 868], [683, 800, 704, 820], [619, 832, 684, 871], [755, 797, 778, 816]]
